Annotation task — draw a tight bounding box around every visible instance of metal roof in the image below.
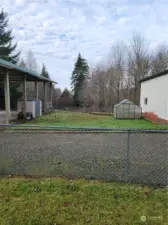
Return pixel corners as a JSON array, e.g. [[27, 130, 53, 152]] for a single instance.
[[140, 70, 168, 83], [119, 99, 134, 104], [114, 99, 135, 108], [0, 58, 57, 83], [115, 99, 134, 106]]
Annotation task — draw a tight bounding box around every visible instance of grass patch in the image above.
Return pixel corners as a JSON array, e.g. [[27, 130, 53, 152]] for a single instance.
[[0, 177, 167, 225], [25, 111, 168, 129]]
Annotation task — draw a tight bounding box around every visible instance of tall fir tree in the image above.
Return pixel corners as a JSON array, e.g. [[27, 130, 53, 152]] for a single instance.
[[71, 53, 89, 106], [0, 9, 21, 110], [41, 63, 50, 78], [0, 9, 20, 63]]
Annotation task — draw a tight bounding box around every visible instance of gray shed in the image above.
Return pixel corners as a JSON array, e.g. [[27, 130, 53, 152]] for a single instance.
[[114, 99, 142, 119]]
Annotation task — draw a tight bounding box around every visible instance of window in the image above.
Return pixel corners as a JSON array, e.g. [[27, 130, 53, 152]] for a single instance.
[[144, 98, 148, 105]]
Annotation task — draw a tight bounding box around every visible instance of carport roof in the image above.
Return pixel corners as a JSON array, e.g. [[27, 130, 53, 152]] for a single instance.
[[0, 58, 57, 83]]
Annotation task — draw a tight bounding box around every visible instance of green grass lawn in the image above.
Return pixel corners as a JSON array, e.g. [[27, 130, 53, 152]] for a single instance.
[[0, 178, 167, 225], [25, 110, 168, 129]]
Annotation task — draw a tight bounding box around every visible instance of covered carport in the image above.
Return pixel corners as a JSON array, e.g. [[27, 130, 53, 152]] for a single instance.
[[0, 58, 57, 124]]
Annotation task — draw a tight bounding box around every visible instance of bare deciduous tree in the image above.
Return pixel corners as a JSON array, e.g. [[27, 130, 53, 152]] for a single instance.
[[24, 50, 40, 99], [26, 50, 38, 72], [127, 33, 151, 104], [78, 33, 168, 112], [108, 42, 126, 103], [18, 58, 26, 68], [151, 44, 168, 74]]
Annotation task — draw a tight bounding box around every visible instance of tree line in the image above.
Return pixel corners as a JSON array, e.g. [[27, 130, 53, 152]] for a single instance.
[[1, 7, 168, 112], [70, 34, 168, 112]]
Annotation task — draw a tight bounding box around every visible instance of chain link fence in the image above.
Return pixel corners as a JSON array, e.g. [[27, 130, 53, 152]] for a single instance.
[[0, 127, 167, 185]]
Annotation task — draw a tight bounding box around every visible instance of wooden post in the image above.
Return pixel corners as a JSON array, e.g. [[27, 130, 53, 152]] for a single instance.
[[4, 70, 10, 124], [35, 80, 38, 99], [23, 75, 27, 118], [44, 81, 47, 113]]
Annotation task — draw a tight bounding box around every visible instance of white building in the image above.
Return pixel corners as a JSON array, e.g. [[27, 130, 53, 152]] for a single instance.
[[140, 70, 168, 121]]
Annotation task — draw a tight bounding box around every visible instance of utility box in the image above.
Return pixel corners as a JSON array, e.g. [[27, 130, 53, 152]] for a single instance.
[[18, 99, 42, 118], [35, 99, 42, 117]]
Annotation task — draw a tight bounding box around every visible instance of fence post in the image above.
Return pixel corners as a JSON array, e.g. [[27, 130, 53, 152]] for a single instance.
[[124, 130, 130, 182]]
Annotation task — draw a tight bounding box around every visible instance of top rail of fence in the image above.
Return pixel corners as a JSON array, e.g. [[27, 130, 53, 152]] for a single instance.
[[0, 124, 168, 133]]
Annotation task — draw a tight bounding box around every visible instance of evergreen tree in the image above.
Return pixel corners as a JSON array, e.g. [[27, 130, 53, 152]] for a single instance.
[[71, 53, 89, 106], [0, 9, 20, 63], [58, 88, 72, 107], [41, 63, 50, 78], [0, 9, 21, 110]]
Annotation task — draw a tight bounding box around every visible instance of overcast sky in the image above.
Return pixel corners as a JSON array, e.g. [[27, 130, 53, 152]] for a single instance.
[[1, 0, 168, 89]]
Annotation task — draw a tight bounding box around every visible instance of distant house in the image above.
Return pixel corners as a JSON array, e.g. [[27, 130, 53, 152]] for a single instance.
[[140, 70, 168, 122]]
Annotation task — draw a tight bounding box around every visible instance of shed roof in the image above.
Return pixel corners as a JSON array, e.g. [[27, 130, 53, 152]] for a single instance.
[[115, 99, 133, 106], [119, 99, 134, 104], [0, 58, 57, 83], [140, 70, 168, 83], [114, 99, 135, 108]]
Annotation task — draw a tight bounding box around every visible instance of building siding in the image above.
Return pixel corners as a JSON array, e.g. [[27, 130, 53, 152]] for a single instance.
[[140, 73, 168, 120]]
